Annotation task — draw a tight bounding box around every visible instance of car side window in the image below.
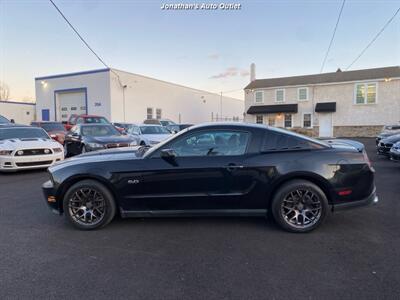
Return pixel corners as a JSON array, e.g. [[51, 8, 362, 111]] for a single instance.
[[168, 130, 250, 157], [261, 131, 315, 152], [76, 117, 83, 124]]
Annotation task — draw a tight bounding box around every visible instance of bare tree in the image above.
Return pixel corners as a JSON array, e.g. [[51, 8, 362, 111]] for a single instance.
[[0, 81, 10, 101]]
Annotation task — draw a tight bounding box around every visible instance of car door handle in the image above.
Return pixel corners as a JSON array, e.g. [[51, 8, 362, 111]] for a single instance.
[[225, 164, 244, 171]]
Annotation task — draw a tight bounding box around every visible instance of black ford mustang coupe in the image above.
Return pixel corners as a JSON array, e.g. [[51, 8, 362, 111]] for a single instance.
[[43, 123, 378, 232]]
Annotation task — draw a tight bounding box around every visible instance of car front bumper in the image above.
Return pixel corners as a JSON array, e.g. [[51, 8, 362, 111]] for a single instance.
[[0, 153, 64, 172], [390, 150, 400, 162], [42, 180, 61, 214], [333, 187, 378, 211]]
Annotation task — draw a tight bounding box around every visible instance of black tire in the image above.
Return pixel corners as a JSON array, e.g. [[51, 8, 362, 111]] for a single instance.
[[271, 179, 329, 233], [63, 179, 116, 230], [140, 141, 146, 146]]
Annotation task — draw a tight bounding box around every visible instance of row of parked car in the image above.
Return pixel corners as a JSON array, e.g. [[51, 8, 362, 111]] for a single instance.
[[0, 113, 192, 172], [375, 125, 400, 162]]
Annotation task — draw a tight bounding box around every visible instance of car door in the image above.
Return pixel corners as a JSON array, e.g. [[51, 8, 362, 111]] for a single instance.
[[119, 129, 256, 212], [65, 126, 82, 155]]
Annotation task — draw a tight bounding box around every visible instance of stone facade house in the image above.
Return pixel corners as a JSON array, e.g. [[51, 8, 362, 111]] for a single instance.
[[244, 66, 400, 137]]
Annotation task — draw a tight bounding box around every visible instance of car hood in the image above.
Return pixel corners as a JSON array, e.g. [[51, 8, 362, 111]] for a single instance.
[[378, 131, 400, 138], [0, 138, 62, 150], [381, 134, 400, 144], [85, 135, 136, 144], [141, 134, 171, 142], [323, 139, 364, 152], [49, 146, 144, 171]]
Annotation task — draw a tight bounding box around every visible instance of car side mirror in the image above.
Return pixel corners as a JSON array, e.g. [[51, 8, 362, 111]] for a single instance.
[[10, 119, 15, 123], [160, 149, 177, 159]]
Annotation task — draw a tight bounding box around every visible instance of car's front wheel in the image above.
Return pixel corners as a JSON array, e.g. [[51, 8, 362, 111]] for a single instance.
[[271, 180, 329, 233], [63, 180, 116, 230]]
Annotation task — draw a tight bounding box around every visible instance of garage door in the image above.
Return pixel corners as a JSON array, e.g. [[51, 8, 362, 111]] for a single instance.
[[55, 90, 87, 122]]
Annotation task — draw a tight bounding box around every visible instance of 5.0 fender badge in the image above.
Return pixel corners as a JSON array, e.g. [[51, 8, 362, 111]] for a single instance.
[[128, 179, 140, 184]]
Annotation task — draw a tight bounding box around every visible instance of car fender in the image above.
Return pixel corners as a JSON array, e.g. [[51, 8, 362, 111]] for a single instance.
[[266, 171, 333, 206], [56, 170, 120, 213]]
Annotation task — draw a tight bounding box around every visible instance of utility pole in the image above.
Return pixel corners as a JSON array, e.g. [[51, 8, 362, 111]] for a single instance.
[[220, 91, 223, 121]]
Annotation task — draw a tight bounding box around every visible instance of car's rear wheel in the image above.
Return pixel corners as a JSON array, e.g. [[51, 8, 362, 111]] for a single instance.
[[271, 180, 329, 233], [63, 180, 116, 230]]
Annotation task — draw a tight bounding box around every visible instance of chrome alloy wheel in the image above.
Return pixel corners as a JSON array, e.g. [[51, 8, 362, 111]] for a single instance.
[[281, 189, 322, 229], [68, 188, 106, 226]]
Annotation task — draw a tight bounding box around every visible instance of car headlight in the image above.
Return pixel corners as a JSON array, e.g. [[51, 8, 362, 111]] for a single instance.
[[0, 150, 12, 155], [87, 143, 104, 148], [52, 148, 63, 153]]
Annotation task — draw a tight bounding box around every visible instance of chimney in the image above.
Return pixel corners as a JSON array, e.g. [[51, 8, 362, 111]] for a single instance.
[[250, 63, 256, 82]]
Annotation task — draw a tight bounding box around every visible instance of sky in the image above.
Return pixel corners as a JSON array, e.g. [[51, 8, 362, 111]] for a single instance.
[[0, 0, 399, 101]]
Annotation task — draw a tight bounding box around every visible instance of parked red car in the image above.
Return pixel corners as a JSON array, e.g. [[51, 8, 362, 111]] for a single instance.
[[63, 114, 112, 131], [31, 121, 67, 145]]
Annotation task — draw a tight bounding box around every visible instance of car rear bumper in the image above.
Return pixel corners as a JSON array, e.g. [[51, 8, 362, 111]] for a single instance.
[[42, 180, 61, 214], [333, 187, 378, 211]]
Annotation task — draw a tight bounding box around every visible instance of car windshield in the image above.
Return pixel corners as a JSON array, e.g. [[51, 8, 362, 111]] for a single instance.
[[85, 117, 109, 124], [40, 123, 65, 132], [160, 120, 175, 126], [0, 115, 10, 124], [81, 125, 120, 137], [0, 128, 50, 140], [140, 126, 170, 134]]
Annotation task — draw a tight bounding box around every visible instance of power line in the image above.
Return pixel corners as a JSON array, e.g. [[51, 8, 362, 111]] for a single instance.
[[320, 0, 346, 73], [345, 6, 400, 70], [48, 0, 122, 83]]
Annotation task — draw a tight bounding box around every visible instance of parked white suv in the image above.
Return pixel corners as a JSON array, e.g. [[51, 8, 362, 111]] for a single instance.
[[0, 125, 64, 172]]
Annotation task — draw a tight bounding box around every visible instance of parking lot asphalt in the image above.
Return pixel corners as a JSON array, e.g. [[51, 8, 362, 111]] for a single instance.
[[0, 138, 399, 299]]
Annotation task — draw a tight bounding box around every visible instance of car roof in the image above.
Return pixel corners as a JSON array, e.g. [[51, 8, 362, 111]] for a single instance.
[[0, 124, 36, 129], [77, 114, 105, 118], [32, 121, 62, 124], [139, 124, 163, 127], [78, 123, 113, 127]]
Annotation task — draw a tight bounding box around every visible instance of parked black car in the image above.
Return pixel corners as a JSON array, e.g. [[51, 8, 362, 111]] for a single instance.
[[43, 123, 377, 232], [64, 124, 139, 156], [376, 134, 400, 156], [375, 125, 400, 145]]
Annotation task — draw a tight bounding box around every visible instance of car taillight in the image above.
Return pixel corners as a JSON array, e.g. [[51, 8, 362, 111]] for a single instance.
[[363, 150, 372, 168]]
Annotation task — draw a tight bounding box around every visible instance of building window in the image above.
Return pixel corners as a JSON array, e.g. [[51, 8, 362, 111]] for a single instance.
[[284, 114, 292, 128], [147, 107, 153, 119], [355, 83, 376, 104], [156, 108, 162, 120], [298, 87, 308, 101], [275, 89, 285, 102], [303, 113, 312, 128], [256, 115, 264, 124], [268, 116, 275, 126], [254, 91, 264, 103]]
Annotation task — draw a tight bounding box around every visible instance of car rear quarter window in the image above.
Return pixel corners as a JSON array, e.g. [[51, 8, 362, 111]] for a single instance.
[[261, 130, 320, 152]]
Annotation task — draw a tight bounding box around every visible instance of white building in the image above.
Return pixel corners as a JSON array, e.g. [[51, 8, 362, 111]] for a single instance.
[[244, 66, 400, 137], [35, 68, 244, 124], [0, 100, 36, 124]]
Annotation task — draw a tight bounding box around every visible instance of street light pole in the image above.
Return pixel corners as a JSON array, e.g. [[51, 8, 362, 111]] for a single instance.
[[220, 91, 222, 121]]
